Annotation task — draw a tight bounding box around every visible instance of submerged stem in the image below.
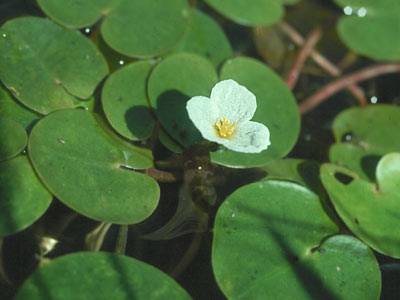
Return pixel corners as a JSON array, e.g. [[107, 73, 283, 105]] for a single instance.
[[115, 225, 128, 255], [300, 63, 400, 114]]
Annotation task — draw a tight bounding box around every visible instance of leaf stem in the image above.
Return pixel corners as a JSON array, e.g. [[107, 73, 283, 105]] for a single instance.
[[145, 168, 182, 183], [279, 21, 367, 107], [286, 27, 322, 89], [115, 225, 128, 255], [300, 63, 400, 114]]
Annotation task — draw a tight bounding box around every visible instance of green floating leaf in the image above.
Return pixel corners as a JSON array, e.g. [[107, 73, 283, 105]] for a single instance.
[[335, 0, 400, 60], [148, 53, 218, 147], [213, 180, 380, 299], [37, 0, 190, 58], [28, 109, 159, 224], [0, 156, 52, 236], [333, 105, 400, 153], [0, 17, 108, 114], [329, 143, 380, 181], [15, 252, 191, 300], [212, 180, 380, 299], [321, 153, 400, 258], [211, 57, 300, 168], [37, 0, 115, 28], [330, 105, 400, 179], [102, 61, 156, 141], [0, 86, 39, 130], [0, 117, 27, 162], [174, 9, 233, 67], [260, 159, 323, 194], [204, 0, 284, 26]]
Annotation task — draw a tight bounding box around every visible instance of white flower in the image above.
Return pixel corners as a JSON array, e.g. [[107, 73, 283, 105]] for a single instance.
[[186, 79, 271, 153]]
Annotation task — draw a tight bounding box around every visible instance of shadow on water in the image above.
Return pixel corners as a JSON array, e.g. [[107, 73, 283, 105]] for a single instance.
[[156, 90, 202, 147], [124, 105, 155, 140]]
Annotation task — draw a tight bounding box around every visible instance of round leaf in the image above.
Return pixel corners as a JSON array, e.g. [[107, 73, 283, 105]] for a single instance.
[[102, 61, 156, 141], [148, 53, 218, 147], [0, 117, 27, 162], [0, 17, 108, 114], [335, 0, 400, 60], [0, 156, 52, 236], [28, 109, 159, 224], [321, 153, 400, 258], [37, 0, 116, 28], [0, 85, 39, 130], [211, 57, 300, 168], [204, 0, 283, 26], [212, 180, 380, 299], [38, 0, 191, 58], [16, 252, 191, 300], [174, 9, 233, 67], [332, 105, 400, 154]]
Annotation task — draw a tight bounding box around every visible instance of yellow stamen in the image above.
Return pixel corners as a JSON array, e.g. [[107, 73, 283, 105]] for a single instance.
[[214, 116, 236, 138]]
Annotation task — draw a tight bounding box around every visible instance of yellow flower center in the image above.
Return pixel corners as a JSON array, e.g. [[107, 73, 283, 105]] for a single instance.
[[214, 116, 236, 138]]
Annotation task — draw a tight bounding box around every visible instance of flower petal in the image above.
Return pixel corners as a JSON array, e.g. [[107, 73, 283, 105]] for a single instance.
[[221, 121, 270, 153], [210, 79, 256, 123], [186, 95, 223, 143]]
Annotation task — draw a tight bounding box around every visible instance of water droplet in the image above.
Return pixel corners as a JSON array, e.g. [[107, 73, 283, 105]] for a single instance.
[[197, 166, 203, 170], [357, 7, 367, 17], [58, 138, 66, 144], [2, 33, 6, 38], [85, 54, 90, 60], [304, 133, 312, 141], [336, 266, 341, 272], [118, 60, 125, 65], [231, 213, 236, 218], [84, 28, 91, 34], [370, 96, 378, 104], [343, 6, 353, 15], [344, 134, 352, 141]]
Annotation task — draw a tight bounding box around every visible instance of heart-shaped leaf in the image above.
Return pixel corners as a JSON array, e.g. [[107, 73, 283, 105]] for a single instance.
[[148, 53, 218, 147], [37, 0, 190, 58], [332, 105, 400, 153], [0, 117, 27, 162], [329, 105, 400, 180], [15, 252, 191, 300], [102, 61, 156, 141], [0, 17, 108, 114], [174, 9, 233, 67], [28, 109, 159, 224], [321, 153, 400, 258], [211, 57, 300, 168], [0, 156, 52, 236], [329, 143, 380, 181], [334, 0, 400, 60], [212, 180, 380, 299]]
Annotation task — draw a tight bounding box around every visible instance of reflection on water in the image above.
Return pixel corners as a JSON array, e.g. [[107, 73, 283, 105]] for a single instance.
[[343, 6, 367, 18], [370, 96, 378, 104]]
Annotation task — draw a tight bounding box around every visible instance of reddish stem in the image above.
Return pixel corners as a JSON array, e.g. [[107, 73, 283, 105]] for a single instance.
[[300, 64, 400, 114], [279, 22, 367, 106], [145, 168, 181, 183], [286, 27, 322, 89]]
